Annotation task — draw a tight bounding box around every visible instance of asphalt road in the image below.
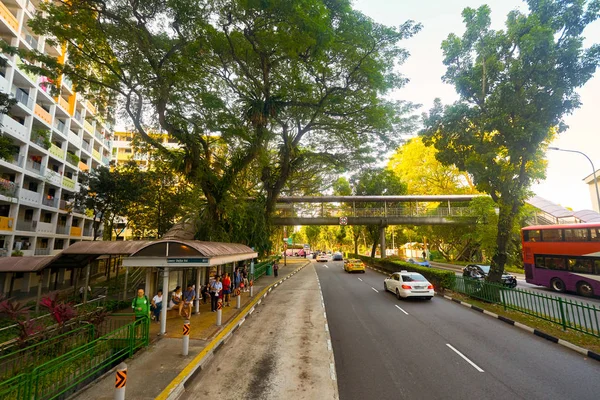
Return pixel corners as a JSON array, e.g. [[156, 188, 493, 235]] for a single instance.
[[315, 259, 600, 400]]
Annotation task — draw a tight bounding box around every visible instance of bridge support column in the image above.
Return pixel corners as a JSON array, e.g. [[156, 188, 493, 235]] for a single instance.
[[380, 226, 386, 259]]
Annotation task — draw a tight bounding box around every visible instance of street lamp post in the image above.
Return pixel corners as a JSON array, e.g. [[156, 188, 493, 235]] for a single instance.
[[548, 147, 600, 212]]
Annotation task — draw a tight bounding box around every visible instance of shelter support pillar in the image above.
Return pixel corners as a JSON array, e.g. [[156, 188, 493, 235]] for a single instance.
[[35, 272, 43, 313], [380, 226, 386, 259], [160, 268, 169, 335], [20, 272, 32, 294], [194, 268, 201, 314], [83, 264, 91, 304], [144, 269, 153, 300], [57, 268, 65, 287]]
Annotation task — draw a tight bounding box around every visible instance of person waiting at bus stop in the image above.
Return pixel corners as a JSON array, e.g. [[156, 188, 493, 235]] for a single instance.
[[210, 276, 223, 312], [180, 284, 195, 318], [132, 289, 151, 320]]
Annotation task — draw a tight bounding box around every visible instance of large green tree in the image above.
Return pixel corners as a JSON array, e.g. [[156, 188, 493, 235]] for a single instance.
[[421, 1, 600, 281], [25, 0, 420, 246]]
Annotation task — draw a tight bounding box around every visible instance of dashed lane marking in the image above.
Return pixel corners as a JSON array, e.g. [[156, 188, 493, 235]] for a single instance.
[[446, 343, 484, 372], [358, 278, 363, 282], [395, 305, 409, 315], [371, 287, 379, 293]]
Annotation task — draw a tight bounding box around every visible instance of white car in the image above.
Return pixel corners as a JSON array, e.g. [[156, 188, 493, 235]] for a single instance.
[[384, 271, 434, 300], [316, 253, 328, 262]]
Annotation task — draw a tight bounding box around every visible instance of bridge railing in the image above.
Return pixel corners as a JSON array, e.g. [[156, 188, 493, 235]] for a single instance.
[[274, 206, 473, 219]]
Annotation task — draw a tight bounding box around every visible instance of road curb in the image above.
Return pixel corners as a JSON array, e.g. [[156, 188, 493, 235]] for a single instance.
[[155, 261, 311, 400], [365, 263, 600, 363], [440, 293, 600, 363]]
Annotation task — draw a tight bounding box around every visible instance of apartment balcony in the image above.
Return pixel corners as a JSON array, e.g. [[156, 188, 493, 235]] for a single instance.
[[0, 73, 8, 93], [86, 101, 96, 115], [34, 104, 52, 126], [101, 155, 110, 165], [84, 120, 94, 133], [0, 216, 14, 231], [54, 119, 67, 136], [49, 143, 65, 160], [22, 29, 39, 51], [56, 223, 69, 234], [62, 76, 73, 92], [14, 88, 34, 110], [70, 226, 82, 236], [57, 96, 70, 112], [16, 220, 36, 232], [15, 56, 37, 83], [92, 149, 101, 161], [25, 159, 44, 175], [68, 130, 81, 147], [42, 196, 57, 207], [36, 221, 54, 234], [59, 199, 71, 211], [0, 178, 19, 198], [81, 140, 92, 154], [45, 170, 62, 186], [0, 114, 28, 141], [62, 176, 75, 190], [83, 227, 92, 237], [34, 248, 51, 256], [65, 153, 78, 167], [78, 161, 89, 172], [23, 0, 36, 16], [8, 154, 24, 168], [0, 2, 19, 32], [19, 187, 41, 203]]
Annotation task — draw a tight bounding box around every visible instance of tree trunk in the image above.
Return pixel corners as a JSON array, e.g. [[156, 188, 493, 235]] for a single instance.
[[370, 234, 379, 258], [488, 201, 517, 282]]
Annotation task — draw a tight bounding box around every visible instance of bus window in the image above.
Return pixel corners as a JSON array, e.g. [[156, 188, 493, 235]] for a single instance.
[[541, 229, 563, 242], [590, 229, 600, 242], [534, 255, 545, 268], [568, 258, 593, 274], [546, 257, 567, 270], [564, 229, 588, 242], [595, 260, 600, 275], [525, 230, 541, 242]]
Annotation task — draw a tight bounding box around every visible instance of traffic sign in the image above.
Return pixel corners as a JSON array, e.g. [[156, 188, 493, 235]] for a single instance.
[[339, 216, 348, 225], [287, 238, 293, 245]]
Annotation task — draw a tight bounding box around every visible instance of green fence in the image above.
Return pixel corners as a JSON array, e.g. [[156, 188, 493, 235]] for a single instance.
[[253, 257, 279, 281], [452, 276, 600, 338], [0, 315, 149, 400]]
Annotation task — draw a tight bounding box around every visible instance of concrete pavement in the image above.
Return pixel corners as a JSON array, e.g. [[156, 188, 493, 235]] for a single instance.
[[317, 259, 600, 400], [73, 258, 309, 400]]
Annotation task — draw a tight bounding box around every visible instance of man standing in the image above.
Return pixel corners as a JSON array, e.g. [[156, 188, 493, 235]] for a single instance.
[[181, 284, 196, 318], [273, 260, 279, 277], [222, 272, 232, 307], [132, 288, 150, 320], [210, 276, 223, 312]]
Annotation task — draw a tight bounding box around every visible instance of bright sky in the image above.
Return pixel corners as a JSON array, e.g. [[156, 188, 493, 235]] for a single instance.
[[353, 0, 600, 211]]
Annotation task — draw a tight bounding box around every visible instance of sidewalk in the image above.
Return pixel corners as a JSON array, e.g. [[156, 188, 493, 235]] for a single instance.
[[73, 258, 310, 400]]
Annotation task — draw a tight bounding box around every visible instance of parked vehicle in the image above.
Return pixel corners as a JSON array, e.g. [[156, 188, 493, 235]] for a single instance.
[[462, 264, 517, 288]]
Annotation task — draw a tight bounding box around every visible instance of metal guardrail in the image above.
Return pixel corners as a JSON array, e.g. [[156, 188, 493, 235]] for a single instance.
[[452, 276, 600, 338], [0, 316, 149, 400], [275, 206, 473, 219]]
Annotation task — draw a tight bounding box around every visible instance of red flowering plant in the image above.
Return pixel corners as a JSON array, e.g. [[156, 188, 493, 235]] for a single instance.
[[0, 295, 44, 347], [39, 292, 77, 329]]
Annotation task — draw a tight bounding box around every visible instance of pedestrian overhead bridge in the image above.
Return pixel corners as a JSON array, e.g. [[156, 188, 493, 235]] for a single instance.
[[272, 195, 483, 226]]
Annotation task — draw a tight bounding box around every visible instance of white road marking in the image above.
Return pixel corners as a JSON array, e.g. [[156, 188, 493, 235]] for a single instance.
[[446, 344, 484, 372], [395, 305, 409, 315], [330, 363, 337, 381], [238, 318, 245, 327], [324, 265, 329, 268], [358, 278, 363, 282], [325, 323, 329, 332], [327, 339, 332, 351], [371, 287, 379, 293]]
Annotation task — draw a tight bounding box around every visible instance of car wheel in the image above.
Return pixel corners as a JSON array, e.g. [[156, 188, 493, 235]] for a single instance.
[[384, 283, 388, 292], [425, 297, 433, 301], [396, 289, 402, 300], [550, 278, 566, 293], [362, 270, 366, 274], [576, 281, 594, 298]]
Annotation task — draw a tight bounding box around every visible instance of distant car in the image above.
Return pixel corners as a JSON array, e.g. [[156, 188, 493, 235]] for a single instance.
[[344, 259, 366, 273], [384, 271, 434, 300], [407, 258, 431, 267], [462, 264, 517, 288], [316, 253, 328, 262], [332, 252, 343, 261]]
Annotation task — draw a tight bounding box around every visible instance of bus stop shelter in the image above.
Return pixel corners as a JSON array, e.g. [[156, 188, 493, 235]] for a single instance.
[[122, 239, 257, 335]]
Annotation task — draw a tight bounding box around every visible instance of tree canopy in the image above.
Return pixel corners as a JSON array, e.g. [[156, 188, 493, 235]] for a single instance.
[[25, 0, 421, 247], [421, 0, 600, 281]]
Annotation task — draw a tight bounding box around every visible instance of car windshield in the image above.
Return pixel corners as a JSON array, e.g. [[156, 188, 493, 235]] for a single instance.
[[401, 274, 427, 282], [478, 265, 491, 274]]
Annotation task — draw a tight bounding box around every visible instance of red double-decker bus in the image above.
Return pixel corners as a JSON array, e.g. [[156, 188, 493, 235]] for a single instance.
[[521, 223, 600, 297]]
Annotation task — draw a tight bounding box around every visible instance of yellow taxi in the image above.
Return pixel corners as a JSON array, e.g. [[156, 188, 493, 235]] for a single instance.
[[344, 259, 366, 273]]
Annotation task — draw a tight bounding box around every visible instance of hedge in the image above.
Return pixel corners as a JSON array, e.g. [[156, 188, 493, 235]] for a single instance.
[[348, 254, 456, 292]]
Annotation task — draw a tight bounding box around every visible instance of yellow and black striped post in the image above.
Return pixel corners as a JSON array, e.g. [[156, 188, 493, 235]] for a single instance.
[[235, 288, 242, 309]]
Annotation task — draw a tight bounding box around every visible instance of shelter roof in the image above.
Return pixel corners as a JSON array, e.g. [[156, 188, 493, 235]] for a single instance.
[[0, 256, 55, 272], [61, 240, 152, 255], [573, 209, 600, 223], [525, 195, 573, 218], [129, 240, 254, 258]]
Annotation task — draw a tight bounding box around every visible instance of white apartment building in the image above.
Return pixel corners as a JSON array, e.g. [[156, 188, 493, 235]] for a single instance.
[[111, 131, 180, 168], [0, 0, 112, 257]]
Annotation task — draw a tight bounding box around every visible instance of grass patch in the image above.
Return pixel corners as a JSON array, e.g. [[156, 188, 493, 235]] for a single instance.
[[445, 291, 600, 354]]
